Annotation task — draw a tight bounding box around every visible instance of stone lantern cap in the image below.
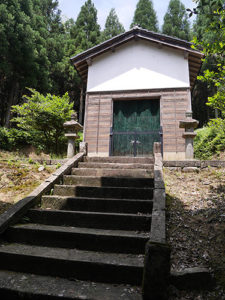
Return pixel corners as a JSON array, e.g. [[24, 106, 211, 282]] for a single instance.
[[182, 132, 197, 138], [179, 119, 199, 129], [179, 111, 199, 129], [63, 113, 83, 133]]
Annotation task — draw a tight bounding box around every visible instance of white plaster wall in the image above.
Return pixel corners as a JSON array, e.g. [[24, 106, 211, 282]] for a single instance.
[[87, 40, 190, 92]]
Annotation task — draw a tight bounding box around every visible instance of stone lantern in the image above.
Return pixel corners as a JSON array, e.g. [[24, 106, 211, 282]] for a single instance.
[[63, 112, 83, 158], [179, 111, 199, 159]]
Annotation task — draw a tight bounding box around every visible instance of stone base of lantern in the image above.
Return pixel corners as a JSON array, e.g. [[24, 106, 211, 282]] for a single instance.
[[65, 133, 77, 158]]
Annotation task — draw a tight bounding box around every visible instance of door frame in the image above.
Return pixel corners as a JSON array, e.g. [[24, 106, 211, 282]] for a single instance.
[[109, 95, 162, 156]]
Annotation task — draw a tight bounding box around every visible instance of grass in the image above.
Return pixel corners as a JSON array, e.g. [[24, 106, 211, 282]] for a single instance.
[[0, 150, 57, 214]]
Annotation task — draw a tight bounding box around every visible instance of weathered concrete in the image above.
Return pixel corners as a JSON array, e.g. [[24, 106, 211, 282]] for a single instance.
[[0, 154, 155, 298], [164, 160, 225, 169], [5, 223, 149, 254], [72, 167, 153, 178], [26, 209, 152, 231], [0, 270, 142, 300], [163, 160, 201, 167], [63, 175, 154, 188], [201, 160, 225, 168], [53, 185, 154, 200], [142, 241, 171, 300], [41, 195, 153, 214], [0, 243, 143, 285], [84, 156, 154, 164], [170, 267, 214, 290], [79, 142, 88, 156], [0, 153, 84, 234], [78, 162, 154, 169], [142, 143, 170, 299]]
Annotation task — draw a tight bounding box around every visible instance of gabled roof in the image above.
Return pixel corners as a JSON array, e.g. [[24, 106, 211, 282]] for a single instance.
[[70, 26, 204, 90]]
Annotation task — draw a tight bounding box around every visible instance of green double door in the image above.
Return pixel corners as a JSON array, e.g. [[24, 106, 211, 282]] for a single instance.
[[112, 99, 160, 156]]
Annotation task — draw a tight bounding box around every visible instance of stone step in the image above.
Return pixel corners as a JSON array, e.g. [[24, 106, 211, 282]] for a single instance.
[[0, 270, 142, 299], [26, 209, 151, 231], [84, 156, 154, 164], [4, 224, 149, 254], [41, 195, 153, 214], [72, 167, 153, 178], [0, 243, 143, 285], [78, 162, 154, 170], [53, 185, 154, 200], [63, 175, 154, 188]]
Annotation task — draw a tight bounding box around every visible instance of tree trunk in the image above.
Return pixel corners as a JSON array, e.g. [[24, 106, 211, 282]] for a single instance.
[[5, 80, 20, 128]]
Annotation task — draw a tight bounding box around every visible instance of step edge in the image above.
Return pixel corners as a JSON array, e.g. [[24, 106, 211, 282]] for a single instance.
[[8, 224, 149, 238], [28, 208, 152, 218], [42, 195, 154, 202], [0, 245, 144, 268]]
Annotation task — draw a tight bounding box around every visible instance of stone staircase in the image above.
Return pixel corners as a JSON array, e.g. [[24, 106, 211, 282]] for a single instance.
[[0, 156, 155, 299]]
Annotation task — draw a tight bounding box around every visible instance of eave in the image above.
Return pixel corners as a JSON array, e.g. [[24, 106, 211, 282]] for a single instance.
[[70, 27, 204, 90]]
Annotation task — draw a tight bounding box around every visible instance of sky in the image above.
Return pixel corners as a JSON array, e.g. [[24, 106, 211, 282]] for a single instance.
[[57, 0, 196, 30]]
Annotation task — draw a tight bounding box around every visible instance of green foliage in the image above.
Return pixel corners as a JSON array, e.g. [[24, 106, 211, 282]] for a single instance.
[[11, 89, 73, 154], [0, 127, 31, 151], [192, 0, 225, 115], [101, 8, 125, 41], [190, 0, 225, 126], [130, 0, 159, 32], [0, 0, 81, 127], [162, 0, 190, 40], [0, 127, 9, 150], [194, 121, 225, 160]]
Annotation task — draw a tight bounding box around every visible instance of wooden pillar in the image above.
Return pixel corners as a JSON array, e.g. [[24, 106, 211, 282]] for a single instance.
[[79, 83, 84, 125]]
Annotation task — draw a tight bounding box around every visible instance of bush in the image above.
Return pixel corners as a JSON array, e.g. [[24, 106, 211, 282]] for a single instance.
[[0, 127, 10, 150], [0, 127, 31, 151], [194, 119, 225, 160], [11, 89, 74, 154], [7, 128, 32, 150]]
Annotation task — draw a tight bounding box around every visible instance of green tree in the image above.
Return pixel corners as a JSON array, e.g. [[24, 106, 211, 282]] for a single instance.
[[70, 0, 101, 52], [102, 8, 125, 41], [191, 0, 224, 126], [0, 0, 68, 127], [191, 0, 225, 157], [162, 0, 190, 40], [130, 0, 159, 32], [11, 89, 74, 154]]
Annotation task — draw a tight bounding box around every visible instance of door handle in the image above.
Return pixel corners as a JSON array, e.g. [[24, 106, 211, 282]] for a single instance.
[[136, 140, 141, 144], [130, 140, 135, 144]]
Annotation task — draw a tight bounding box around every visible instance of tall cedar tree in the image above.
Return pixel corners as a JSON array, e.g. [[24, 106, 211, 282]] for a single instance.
[[0, 0, 68, 127], [130, 0, 159, 32], [101, 8, 125, 41], [162, 0, 190, 40], [191, 0, 221, 126], [70, 0, 101, 53]]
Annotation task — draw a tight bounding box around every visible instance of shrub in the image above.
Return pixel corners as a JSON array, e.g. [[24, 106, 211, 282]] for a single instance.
[[0, 127, 31, 151], [194, 119, 225, 160], [0, 127, 9, 150], [11, 89, 74, 154]]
